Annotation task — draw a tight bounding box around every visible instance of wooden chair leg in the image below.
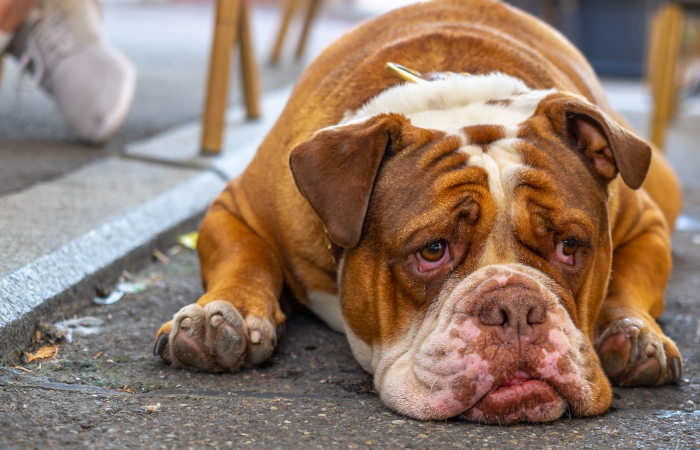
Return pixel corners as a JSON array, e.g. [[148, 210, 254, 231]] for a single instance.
[[201, 0, 242, 154], [295, 0, 320, 60], [650, 3, 684, 151], [270, 0, 298, 65], [646, 7, 662, 96], [239, 0, 260, 119]]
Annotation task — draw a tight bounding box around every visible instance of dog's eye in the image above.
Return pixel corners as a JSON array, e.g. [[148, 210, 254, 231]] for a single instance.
[[420, 240, 447, 262], [416, 240, 449, 272], [555, 238, 581, 265]]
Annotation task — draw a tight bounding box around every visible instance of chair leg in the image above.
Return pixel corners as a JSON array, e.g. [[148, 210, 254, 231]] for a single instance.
[[646, 7, 662, 95], [239, 0, 260, 119], [649, 3, 684, 151], [270, 0, 298, 65], [295, 0, 320, 60], [201, 0, 241, 154]]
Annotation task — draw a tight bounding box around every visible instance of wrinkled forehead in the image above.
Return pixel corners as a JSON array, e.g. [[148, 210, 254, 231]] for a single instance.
[[343, 74, 558, 192], [351, 74, 604, 230]]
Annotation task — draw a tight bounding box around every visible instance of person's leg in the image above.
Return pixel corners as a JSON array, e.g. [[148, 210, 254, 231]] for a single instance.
[[5, 0, 136, 144], [0, 0, 39, 31], [0, 0, 39, 50]]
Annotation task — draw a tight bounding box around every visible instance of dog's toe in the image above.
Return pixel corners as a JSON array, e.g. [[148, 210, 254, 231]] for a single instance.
[[204, 301, 248, 371], [245, 316, 278, 365], [597, 318, 682, 386], [169, 304, 216, 371]]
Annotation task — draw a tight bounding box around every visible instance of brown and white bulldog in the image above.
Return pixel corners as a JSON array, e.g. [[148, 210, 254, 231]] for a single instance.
[[154, 0, 683, 423]]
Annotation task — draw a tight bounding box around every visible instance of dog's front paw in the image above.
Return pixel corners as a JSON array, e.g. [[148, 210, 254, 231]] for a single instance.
[[154, 300, 278, 372], [596, 317, 682, 386]]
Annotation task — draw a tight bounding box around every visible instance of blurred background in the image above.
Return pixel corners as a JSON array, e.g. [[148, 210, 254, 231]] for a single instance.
[[1, 0, 699, 240], [1, 0, 700, 195]]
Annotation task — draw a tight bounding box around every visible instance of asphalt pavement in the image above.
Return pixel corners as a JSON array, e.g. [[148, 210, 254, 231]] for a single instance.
[[0, 0, 699, 447], [0, 231, 698, 448]]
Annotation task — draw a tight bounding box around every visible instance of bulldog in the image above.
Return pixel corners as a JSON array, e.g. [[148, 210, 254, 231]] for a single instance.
[[154, 0, 683, 423]]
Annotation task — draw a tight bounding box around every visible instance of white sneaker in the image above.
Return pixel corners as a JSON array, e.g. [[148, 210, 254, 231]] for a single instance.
[[8, 0, 136, 144]]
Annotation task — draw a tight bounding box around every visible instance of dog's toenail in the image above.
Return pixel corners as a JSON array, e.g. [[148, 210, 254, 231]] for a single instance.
[[671, 357, 682, 381], [210, 314, 224, 328], [153, 334, 169, 356], [180, 318, 192, 329], [250, 330, 261, 344]]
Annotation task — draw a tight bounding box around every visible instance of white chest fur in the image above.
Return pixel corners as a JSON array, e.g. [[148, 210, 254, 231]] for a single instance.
[[307, 291, 346, 333]]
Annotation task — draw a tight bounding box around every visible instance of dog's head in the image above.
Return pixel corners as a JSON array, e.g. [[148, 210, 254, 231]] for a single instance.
[[289, 74, 651, 423]]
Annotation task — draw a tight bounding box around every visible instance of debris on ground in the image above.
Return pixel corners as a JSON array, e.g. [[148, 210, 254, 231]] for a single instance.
[[93, 291, 124, 305], [116, 281, 146, 294], [144, 403, 161, 413], [177, 231, 198, 250], [93, 280, 147, 305], [51, 317, 104, 343], [25, 344, 58, 363], [152, 248, 171, 264]]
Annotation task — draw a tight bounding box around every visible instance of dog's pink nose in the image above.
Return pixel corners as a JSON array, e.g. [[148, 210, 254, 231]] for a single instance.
[[477, 287, 547, 342]]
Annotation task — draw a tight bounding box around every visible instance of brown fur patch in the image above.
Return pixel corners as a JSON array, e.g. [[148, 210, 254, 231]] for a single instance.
[[463, 125, 506, 146]]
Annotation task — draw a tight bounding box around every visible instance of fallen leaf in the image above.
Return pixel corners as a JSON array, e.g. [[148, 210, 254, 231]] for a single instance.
[[93, 351, 103, 359], [12, 365, 32, 373], [25, 345, 58, 363], [177, 231, 198, 250], [120, 386, 133, 393]]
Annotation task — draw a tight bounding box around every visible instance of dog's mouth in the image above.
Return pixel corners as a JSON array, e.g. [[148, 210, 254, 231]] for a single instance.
[[461, 370, 567, 424]]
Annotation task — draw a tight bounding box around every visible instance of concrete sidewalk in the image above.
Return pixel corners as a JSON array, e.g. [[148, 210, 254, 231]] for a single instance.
[[0, 1, 360, 363], [0, 85, 294, 363]]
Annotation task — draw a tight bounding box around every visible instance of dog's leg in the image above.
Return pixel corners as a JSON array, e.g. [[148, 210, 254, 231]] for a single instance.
[[154, 193, 285, 372], [594, 200, 682, 386]]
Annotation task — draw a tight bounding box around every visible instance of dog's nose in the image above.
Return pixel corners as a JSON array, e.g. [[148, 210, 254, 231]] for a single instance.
[[477, 287, 547, 342]]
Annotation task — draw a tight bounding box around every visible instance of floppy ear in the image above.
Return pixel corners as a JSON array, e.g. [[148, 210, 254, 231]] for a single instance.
[[289, 113, 408, 248], [540, 93, 652, 189]]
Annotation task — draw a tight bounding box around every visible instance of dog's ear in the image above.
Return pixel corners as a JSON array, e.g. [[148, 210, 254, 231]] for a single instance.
[[540, 93, 651, 189], [289, 113, 408, 248]]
